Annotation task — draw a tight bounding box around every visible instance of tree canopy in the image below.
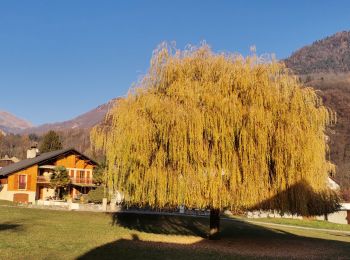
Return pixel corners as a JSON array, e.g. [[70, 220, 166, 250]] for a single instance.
[[50, 166, 71, 199], [40, 130, 63, 153], [91, 43, 339, 216], [93, 161, 107, 186]]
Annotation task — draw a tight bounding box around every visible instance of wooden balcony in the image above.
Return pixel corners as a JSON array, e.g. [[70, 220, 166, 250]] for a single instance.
[[71, 177, 93, 185], [37, 176, 50, 183], [36, 176, 94, 186]]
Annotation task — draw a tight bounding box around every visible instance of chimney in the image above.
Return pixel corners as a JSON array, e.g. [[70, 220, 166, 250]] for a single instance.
[[27, 143, 39, 159]]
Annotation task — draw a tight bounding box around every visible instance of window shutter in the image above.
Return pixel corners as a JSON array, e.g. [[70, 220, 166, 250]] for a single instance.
[[14, 175, 19, 190], [27, 175, 31, 190]]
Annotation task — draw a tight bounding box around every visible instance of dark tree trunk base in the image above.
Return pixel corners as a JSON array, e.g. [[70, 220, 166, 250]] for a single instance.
[[209, 208, 220, 240]]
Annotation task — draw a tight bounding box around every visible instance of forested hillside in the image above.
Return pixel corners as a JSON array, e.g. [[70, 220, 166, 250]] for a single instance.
[[285, 31, 350, 74], [285, 31, 350, 189]]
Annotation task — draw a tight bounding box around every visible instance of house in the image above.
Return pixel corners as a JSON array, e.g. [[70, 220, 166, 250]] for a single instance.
[[0, 148, 98, 203], [327, 176, 340, 191], [0, 155, 20, 168]]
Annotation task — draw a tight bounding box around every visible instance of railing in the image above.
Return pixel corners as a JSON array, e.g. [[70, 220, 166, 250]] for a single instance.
[[37, 176, 50, 183], [70, 177, 93, 184], [37, 176, 93, 185]]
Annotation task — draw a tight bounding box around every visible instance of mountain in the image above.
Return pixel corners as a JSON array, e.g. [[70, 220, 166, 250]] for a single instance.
[[285, 31, 350, 74], [20, 98, 117, 135], [0, 111, 33, 133], [284, 31, 350, 189], [0, 99, 117, 160]]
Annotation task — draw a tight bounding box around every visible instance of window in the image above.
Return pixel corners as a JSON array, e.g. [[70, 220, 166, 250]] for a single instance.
[[79, 170, 85, 179], [70, 170, 74, 177], [18, 175, 27, 190]]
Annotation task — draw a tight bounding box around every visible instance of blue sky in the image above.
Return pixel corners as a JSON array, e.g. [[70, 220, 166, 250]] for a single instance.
[[1, 0, 350, 125]]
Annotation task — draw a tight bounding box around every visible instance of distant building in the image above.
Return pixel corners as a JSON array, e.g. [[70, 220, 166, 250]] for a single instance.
[[0, 155, 20, 169], [327, 176, 340, 191], [0, 148, 98, 203]]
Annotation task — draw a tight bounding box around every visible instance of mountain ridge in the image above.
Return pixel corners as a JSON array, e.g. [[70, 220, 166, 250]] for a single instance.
[[20, 99, 117, 135], [0, 98, 117, 135], [284, 31, 350, 74], [0, 111, 33, 133]]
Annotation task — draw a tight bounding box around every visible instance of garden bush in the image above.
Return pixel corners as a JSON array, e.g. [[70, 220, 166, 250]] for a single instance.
[[87, 187, 108, 204]]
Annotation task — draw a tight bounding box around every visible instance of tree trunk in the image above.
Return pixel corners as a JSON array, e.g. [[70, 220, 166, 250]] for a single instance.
[[209, 208, 220, 240]]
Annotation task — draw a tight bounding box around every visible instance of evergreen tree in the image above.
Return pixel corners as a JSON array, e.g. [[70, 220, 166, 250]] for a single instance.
[[50, 166, 71, 199], [29, 133, 40, 142], [93, 161, 107, 186], [91, 43, 339, 239], [40, 130, 63, 153]]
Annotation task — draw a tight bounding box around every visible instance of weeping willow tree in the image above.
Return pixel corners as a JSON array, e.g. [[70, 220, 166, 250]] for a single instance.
[[92, 43, 339, 238]]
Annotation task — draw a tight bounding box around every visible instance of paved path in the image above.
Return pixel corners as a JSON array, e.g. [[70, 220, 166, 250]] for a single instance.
[[243, 219, 350, 235]]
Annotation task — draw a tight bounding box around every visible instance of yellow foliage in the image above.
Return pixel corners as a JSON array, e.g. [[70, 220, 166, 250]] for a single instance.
[[91, 43, 337, 214]]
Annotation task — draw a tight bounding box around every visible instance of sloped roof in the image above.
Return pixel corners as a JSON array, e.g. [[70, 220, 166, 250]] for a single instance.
[[328, 176, 340, 185], [0, 148, 98, 177]]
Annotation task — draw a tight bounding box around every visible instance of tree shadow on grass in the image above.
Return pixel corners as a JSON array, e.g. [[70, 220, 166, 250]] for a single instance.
[[77, 213, 350, 260], [111, 212, 208, 237], [0, 222, 22, 232]]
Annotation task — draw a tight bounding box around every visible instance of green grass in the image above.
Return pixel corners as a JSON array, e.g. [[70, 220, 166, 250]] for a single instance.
[[0, 205, 349, 259], [0, 200, 16, 206], [245, 216, 350, 231]]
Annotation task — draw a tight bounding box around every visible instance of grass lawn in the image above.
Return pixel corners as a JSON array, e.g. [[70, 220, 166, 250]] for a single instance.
[[245, 216, 350, 232], [0, 200, 17, 206], [0, 205, 349, 259]]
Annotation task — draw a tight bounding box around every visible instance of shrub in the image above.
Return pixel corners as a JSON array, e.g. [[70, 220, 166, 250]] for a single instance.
[[80, 194, 89, 204], [87, 187, 108, 204]]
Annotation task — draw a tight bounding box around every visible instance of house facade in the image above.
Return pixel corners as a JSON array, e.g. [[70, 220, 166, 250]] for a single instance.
[[0, 148, 98, 203]]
